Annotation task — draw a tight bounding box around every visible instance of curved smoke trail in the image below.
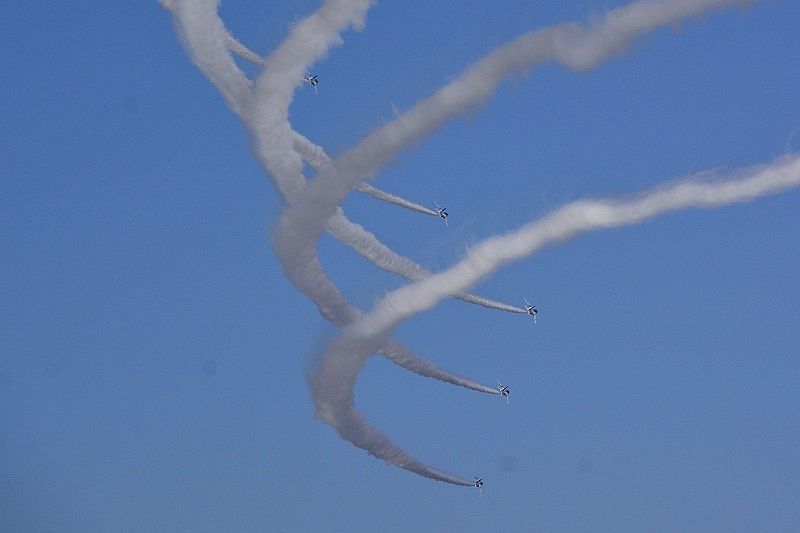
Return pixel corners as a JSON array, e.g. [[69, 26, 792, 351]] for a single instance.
[[288, 0, 755, 229], [214, 10, 476, 223], [167, 0, 498, 381], [274, 0, 763, 483], [312, 157, 800, 481], [292, 131, 438, 215], [350, 156, 800, 340], [181, 0, 521, 315], [224, 31, 266, 66], [162, 0, 794, 486], [166, 0, 496, 485], [165, 0, 524, 318], [292, 132, 527, 314], [164, 0, 518, 311], [353, 182, 437, 216]]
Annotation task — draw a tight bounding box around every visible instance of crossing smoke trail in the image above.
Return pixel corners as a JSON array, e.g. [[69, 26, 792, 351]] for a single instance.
[[291, 130, 437, 215], [166, 2, 502, 486], [224, 31, 266, 66], [181, 0, 521, 315], [162, 0, 792, 486], [292, 130, 434, 214], [278, 0, 758, 331], [225, 33, 440, 219], [349, 155, 800, 341], [312, 156, 800, 485], [217, 15, 455, 221], [166, 0, 497, 485], [292, 131, 527, 314], [354, 182, 437, 216], [164, 0, 519, 316], [286, 0, 756, 233], [166, 0, 522, 317], [273, 0, 769, 483], [166, 1, 500, 403], [217, 25, 443, 222]]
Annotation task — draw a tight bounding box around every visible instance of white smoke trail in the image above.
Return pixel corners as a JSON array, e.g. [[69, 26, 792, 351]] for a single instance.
[[164, 0, 453, 295], [324, 213, 526, 314], [163, 0, 510, 323], [165, 0, 781, 486], [169, 0, 253, 116], [170, 0, 495, 486], [215, 3, 501, 242], [167, 4, 503, 488], [311, 155, 800, 485], [275, 0, 758, 323], [166, 0, 499, 396], [292, 132, 526, 314], [275, 0, 756, 333], [224, 31, 266, 66], [307, 332, 474, 486], [277, 0, 765, 484], [353, 182, 439, 217], [186, 0, 494, 485], [351, 156, 800, 338], [276, 214, 495, 485], [280, 0, 758, 322], [288, 0, 755, 228], [383, 339, 498, 395], [289, 102, 435, 216], [353, 182, 437, 216], [293, 131, 434, 213], [274, 203, 499, 395]]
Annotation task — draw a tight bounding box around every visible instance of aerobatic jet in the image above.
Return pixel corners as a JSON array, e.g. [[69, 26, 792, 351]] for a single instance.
[[473, 475, 484, 496], [434, 201, 448, 225], [303, 73, 319, 94], [524, 298, 538, 324], [497, 380, 510, 405]]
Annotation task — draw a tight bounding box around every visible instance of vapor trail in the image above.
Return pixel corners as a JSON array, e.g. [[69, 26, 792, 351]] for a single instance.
[[293, 132, 526, 314], [355, 156, 800, 336], [290, 130, 434, 214], [286, 0, 754, 238], [169, 4, 505, 485], [165, 0, 501, 388], [166, 0, 783, 487], [278, 0, 762, 483], [168, 0, 253, 116], [353, 182, 438, 216], [277, 0, 754, 333], [215, 22, 444, 218], [230, 0, 497, 484], [312, 156, 800, 483], [166, 0, 520, 321], [232, 0, 518, 329], [308, 333, 474, 486], [224, 31, 266, 66], [165, 0, 454, 292]]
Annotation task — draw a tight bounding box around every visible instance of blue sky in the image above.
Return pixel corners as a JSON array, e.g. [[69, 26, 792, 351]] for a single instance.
[[2, 1, 799, 531]]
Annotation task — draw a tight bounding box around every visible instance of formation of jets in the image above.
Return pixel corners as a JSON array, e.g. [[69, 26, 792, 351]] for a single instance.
[[303, 73, 319, 94], [299, 82, 536, 492]]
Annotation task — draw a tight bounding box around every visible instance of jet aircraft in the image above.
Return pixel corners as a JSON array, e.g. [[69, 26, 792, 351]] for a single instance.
[[524, 298, 538, 324], [434, 201, 448, 225], [497, 380, 510, 405], [303, 73, 319, 94], [473, 475, 484, 496]]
